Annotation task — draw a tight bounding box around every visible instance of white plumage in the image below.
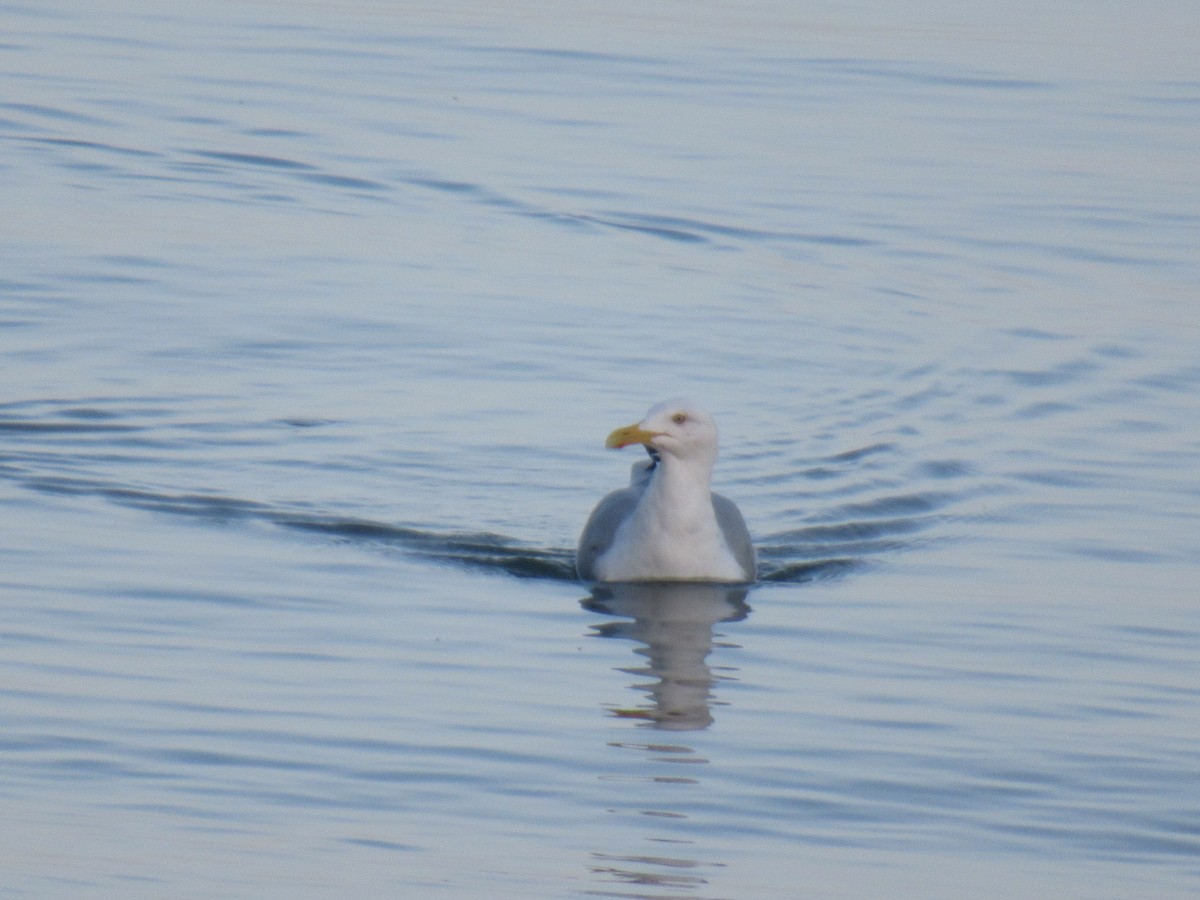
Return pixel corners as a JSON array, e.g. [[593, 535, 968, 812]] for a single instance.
[[577, 399, 755, 583]]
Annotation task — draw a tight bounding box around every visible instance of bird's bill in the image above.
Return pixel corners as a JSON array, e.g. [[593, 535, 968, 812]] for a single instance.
[[605, 423, 661, 450]]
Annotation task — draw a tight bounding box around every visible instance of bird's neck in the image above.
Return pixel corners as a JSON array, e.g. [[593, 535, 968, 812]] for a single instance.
[[643, 458, 714, 530]]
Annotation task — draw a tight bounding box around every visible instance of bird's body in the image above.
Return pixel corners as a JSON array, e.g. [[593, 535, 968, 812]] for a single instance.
[[576, 399, 755, 583]]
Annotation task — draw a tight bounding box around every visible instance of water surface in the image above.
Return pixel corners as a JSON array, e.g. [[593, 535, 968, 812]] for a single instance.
[[2, 2, 1199, 897]]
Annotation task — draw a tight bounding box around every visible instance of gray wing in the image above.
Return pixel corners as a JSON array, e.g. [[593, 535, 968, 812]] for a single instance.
[[576, 485, 643, 581], [713, 493, 756, 581]]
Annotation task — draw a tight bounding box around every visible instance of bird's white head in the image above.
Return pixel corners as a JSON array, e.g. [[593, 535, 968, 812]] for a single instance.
[[606, 398, 719, 468]]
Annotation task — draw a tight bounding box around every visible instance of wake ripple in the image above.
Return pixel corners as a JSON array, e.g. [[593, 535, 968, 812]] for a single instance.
[[279, 516, 579, 580], [3, 400, 920, 583], [19, 472, 579, 580], [16, 471, 866, 583]]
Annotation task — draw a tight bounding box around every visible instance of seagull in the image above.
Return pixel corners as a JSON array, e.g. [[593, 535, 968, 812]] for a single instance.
[[576, 398, 755, 583]]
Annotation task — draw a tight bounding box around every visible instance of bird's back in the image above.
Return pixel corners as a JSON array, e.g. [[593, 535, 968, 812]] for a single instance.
[[712, 492, 756, 580]]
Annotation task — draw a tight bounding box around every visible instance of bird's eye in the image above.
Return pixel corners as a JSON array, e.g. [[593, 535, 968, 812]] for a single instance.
[[672, 413, 687, 424]]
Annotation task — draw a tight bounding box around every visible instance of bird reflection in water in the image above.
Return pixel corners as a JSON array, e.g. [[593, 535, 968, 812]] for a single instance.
[[581, 582, 747, 895], [582, 582, 750, 730]]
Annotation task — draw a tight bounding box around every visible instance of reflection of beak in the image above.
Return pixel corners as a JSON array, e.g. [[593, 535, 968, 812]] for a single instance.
[[609, 707, 657, 720], [605, 423, 661, 450]]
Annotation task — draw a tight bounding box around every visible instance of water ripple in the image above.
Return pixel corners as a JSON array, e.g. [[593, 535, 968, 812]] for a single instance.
[[0, 397, 940, 583]]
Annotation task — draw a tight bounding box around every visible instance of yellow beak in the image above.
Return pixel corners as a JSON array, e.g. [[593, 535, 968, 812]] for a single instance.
[[605, 423, 661, 450]]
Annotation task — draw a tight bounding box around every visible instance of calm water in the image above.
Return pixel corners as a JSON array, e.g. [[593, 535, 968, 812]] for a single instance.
[[3, 2, 1200, 897]]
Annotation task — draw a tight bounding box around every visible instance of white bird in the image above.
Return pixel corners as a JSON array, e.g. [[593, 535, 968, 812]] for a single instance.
[[576, 399, 755, 583]]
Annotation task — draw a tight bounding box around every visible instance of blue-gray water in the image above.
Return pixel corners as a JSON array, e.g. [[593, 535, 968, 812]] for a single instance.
[[3, 2, 1199, 897]]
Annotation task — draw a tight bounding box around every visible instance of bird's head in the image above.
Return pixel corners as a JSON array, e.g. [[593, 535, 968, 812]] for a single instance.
[[605, 398, 719, 468]]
